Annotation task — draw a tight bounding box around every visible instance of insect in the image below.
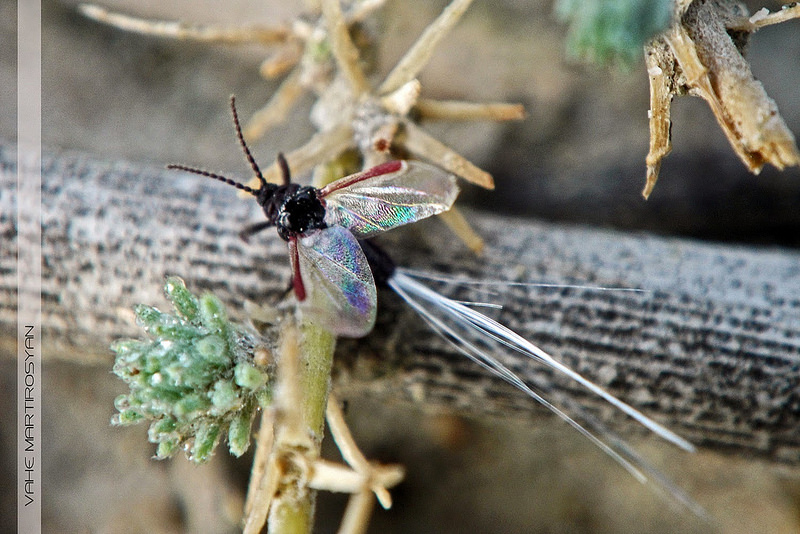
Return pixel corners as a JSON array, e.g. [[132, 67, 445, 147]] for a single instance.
[[169, 96, 459, 337]]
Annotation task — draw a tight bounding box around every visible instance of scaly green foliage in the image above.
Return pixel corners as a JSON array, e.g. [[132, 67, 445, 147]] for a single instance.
[[555, 0, 672, 65], [111, 277, 272, 463]]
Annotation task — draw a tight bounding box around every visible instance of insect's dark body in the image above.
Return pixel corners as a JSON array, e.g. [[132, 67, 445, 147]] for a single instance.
[[247, 179, 327, 242], [359, 239, 396, 287]]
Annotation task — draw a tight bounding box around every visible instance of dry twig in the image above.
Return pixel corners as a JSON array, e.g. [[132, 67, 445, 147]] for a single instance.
[[79, 0, 526, 252], [643, 0, 800, 198]]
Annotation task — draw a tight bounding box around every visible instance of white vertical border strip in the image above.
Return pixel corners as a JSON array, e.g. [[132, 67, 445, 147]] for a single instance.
[[18, 1, 42, 533]]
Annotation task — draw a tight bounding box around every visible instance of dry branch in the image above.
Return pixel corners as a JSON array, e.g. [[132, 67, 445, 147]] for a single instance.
[[1, 143, 799, 464], [643, 0, 800, 198]]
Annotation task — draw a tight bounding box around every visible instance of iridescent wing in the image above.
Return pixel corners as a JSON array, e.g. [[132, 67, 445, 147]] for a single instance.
[[295, 226, 377, 338], [319, 160, 459, 238]]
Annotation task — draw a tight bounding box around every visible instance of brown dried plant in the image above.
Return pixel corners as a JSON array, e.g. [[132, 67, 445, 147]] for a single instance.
[[80, 0, 525, 252], [643, 1, 800, 198], [79, 1, 386, 139]]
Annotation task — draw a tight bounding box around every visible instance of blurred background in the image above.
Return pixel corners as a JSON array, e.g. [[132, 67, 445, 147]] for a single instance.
[[2, 0, 799, 532]]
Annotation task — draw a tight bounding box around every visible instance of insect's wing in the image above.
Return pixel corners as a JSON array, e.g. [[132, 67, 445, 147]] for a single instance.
[[321, 160, 459, 238], [296, 226, 377, 338]]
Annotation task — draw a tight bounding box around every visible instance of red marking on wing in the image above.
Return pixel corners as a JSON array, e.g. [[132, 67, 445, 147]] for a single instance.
[[318, 160, 404, 197], [288, 237, 306, 301]]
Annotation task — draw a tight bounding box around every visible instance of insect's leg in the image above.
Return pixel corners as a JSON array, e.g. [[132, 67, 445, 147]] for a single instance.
[[239, 221, 272, 242], [288, 237, 306, 301]]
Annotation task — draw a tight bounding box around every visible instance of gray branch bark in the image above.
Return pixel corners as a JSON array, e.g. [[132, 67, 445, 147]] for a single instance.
[[2, 142, 798, 464]]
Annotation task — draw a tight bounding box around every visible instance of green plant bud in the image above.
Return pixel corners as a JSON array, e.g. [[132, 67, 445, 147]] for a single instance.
[[164, 276, 200, 320], [194, 334, 231, 366], [110, 339, 142, 357], [134, 304, 164, 325], [174, 393, 211, 419], [199, 294, 229, 332], [228, 405, 254, 457], [151, 323, 204, 341], [115, 408, 144, 425], [234, 362, 268, 391], [255, 388, 273, 409], [112, 279, 275, 464], [210, 380, 240, 414], [113, 394, 131, 412], [555, 0, 672, 65], [151, 417, 177, 435], [192, 423, 221, 463], [148, 421, 177, 444], [156, 439, 180, 459]]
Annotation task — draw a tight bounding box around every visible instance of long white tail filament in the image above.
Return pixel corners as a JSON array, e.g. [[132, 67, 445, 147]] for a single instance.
[[388, 271, 705, 515]]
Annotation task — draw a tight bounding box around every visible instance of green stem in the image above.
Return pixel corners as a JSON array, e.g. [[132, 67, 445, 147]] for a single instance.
[[268, 322, 336, 534], [298, 323, 337, 440]]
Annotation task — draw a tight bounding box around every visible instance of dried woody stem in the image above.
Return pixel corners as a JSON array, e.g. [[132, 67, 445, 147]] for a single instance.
[[436, 208, 486, 256], [415, 99, 526, 122], [259, 42, 303, 79], [243, 411, 281, 533], [78, 1, 523, 253], [84, 0, 523, 254], [296, 394, 404, 534], [306, 0, 521, 252], [247, 0, 387, 135], [246, 68, 306, 141], [255, 0, 520, 252], [337, 491, 377, 534], [378, 0, 475, 94], [258, 123, 356, 185], [729, 3, 800, 30], [242, 321, 336, 534], [321, 0, 370, 94], [78, 3, 290, 44], [79, 1, 387, 137], [242, 322, 403, 534], [399, 120, 494, 189], [324, 393, 404, 511], [643, 0, 800, 198]]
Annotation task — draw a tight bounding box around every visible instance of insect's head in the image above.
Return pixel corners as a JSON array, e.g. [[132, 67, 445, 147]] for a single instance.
[[276, 186, 327, 241], [168, 96, 328, 242]]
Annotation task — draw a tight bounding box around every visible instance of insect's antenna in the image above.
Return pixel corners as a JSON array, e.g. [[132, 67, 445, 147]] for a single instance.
[[167, 164, 259, 196], [229, 95, 267, 191], [276, 152, 291, 186]]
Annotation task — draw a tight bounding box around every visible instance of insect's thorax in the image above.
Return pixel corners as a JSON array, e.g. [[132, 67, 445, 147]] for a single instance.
[[271, 185, 327, 241]]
